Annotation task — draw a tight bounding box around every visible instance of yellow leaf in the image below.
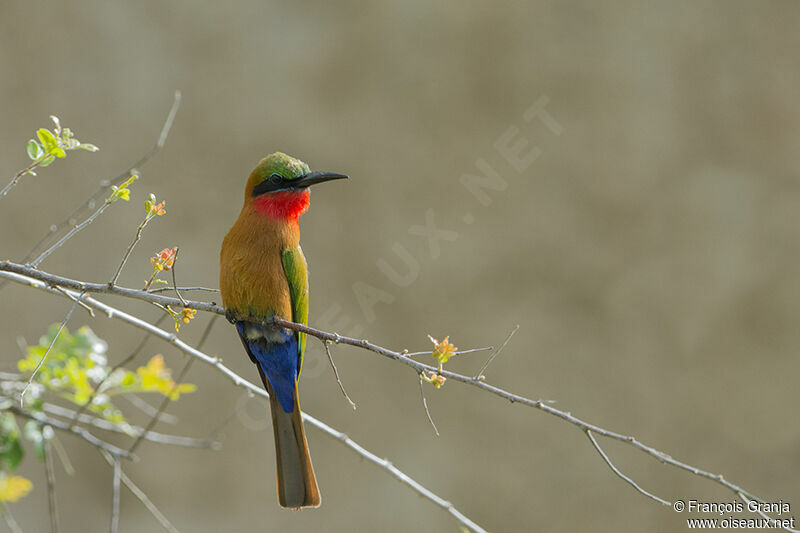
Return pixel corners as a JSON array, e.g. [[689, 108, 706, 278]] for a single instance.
[[428, 335, 458, 364], [36, 128, 58, 153], [0, 475, 33, 502]]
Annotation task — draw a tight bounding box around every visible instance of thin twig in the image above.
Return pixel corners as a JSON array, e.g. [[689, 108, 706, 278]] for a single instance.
[[42, 401, 218, 449], [170, 248, 188, 306], [110, 214, 153, 286], [21, 292, 83, 405], [43, 436, 60, 533], [148, 286, 219, 294], [3, 398, 134, 459], [0, 157, 46, 198], [121, 395, 178, 425], [418, 373, 439, 436], [322, 340, 356, 410], [585, 429, 670, 506], [156, 91, 182, 149], [0, 262, 220, 314], [475, 324, 519, 380], [403, 346, 493, 357], [49, 435, 74, 476], [99, 450, 181, 533], [738, 492, 800, 533], [1, 503, 24, 533], [54, 286, 94, 316], [110, 455, 121, 533], [30, 197, 116, 267], [127, 315, 217, 454], [5, 91, 182, 274]]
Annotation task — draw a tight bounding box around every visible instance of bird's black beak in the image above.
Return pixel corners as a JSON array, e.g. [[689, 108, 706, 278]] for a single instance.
[[251, 170, 349, 197], [293, 171, 349, 188]]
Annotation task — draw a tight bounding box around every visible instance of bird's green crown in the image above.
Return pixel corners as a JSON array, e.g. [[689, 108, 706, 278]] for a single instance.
[[254, 152, 310, 182]]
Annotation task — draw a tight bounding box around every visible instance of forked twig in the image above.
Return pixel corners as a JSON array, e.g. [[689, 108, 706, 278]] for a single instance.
[[585, 429, 670, 506]]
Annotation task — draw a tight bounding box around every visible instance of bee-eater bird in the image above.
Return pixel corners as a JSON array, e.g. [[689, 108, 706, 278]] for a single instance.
[[220, 152, 347, 509]]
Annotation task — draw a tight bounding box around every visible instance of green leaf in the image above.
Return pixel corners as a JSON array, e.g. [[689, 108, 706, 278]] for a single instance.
[[0, 414, 24, 472], [37, 128, 58, 153], [40, 154, 56, 167], [78, 143, 99, 152], [26, 140, 42, 160]]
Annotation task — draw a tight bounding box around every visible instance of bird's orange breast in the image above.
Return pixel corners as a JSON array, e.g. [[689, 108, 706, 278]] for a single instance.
[[220, 204, 300, 319]]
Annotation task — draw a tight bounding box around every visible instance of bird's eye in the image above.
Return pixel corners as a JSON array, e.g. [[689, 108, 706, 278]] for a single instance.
[[269, 173, 282, 184]]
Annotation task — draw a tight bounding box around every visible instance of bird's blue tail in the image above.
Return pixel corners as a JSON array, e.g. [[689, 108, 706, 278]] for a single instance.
[[236, 322, 299, 413]]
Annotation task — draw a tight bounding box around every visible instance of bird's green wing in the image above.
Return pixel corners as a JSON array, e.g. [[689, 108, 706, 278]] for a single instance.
[[281, 246, 309, 375]]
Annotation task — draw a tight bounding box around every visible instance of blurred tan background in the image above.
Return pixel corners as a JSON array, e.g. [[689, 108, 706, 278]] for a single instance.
[[2, 1, 800, 531]]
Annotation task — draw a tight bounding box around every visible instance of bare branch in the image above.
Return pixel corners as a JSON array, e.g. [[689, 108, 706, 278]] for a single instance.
[[8, 262, 798, 529], [1, 503, 24, 533], [322, 340, 356, 410], [0, 261, 219, 314], [42, 401, 218, 449], [156, 91, 182, 150], [402, 346, 492, 357], [109, 455, 121, 533], [110, 210, 155, 286], [43, 436, 60, 533], [0, 261, 775, 505], [585, 429, 670, 506], [1, 262, 780, 509], [128, 315, 217, 454], [122, 395, 178, 425], [54, 286, 94, 316], [147, 286, 219, 294], [2, 397, 134, 459], [30, 195, 118, 268], [0, 156, 43, 198], [738, 492, 800, 533], [49, 435, 75, 476], [99, 450, 181, 533]]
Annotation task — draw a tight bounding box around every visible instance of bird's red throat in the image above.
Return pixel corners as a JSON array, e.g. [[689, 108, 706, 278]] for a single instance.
[[253, 189, 310, 220]]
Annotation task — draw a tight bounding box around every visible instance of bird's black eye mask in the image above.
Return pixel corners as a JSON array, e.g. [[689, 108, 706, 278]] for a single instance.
[[252, 173, 290, 196], [251, 171, 349, 197]]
